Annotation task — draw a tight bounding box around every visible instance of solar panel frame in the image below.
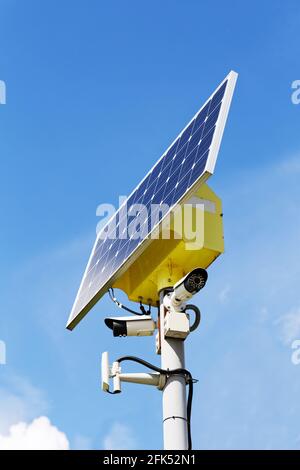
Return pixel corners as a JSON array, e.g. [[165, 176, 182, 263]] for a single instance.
[[67, 70, 238, 330]]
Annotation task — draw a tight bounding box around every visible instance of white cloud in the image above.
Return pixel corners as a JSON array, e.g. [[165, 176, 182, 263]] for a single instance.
[[0, 416, 69, 450], [0, 374, 48, 434], [103, 422, 137, 450], [0, 375, 72, 450], [275, 308, 300, 345]]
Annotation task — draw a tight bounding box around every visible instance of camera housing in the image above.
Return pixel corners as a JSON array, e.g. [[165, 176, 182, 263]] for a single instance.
[[104, 315, 156, 337], [170, 268, 208, 308]]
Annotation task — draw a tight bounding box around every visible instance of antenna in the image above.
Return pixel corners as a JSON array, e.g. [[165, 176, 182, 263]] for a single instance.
[[67, 71, 238, 450]]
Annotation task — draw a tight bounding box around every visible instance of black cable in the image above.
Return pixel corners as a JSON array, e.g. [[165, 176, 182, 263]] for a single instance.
[[108, 288, 145, 316], [139, 301, 147, 315], [116, 355, 194, 450], [184, 304, 201, 332]]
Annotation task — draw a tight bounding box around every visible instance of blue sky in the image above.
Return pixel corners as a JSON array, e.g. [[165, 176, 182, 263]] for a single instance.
[[0, 0, 300, 450]]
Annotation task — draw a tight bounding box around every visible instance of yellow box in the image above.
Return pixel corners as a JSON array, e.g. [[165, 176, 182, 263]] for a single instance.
[[113, 183, 224, 306]]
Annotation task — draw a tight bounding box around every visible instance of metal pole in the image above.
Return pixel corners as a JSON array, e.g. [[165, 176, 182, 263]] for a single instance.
[[159, 290, 188, 450]]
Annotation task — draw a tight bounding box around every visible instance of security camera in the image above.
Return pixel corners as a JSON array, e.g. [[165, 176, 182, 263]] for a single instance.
[[169, 268, 208, 308], [104, 315, 156, 337]]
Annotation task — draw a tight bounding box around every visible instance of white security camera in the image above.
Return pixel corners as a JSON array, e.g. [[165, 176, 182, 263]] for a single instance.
[[101, 351, 165, 393], [169, 267, 208, 308], [104, 315, 156, 337]]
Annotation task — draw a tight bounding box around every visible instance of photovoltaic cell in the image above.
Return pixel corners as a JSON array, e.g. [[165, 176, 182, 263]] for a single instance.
[[67, 71, 237, 329]]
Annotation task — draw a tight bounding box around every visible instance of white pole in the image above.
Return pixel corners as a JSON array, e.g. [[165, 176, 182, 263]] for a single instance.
[[159, 290, 188, 450]]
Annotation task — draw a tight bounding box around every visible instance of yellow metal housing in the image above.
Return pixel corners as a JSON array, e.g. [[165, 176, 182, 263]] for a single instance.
[[113, 183, 224, 306]]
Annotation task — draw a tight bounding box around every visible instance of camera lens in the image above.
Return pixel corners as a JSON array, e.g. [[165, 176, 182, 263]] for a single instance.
[[184, 269, 208, 293], [112, 320, 127, 337]]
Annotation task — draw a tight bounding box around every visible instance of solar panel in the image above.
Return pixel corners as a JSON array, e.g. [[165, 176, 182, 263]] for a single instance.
[[67, 71, 238, 330]]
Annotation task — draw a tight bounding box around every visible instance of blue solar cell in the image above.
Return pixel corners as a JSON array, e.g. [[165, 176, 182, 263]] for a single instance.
[[187, 122, 205, 152], [151, 184, 167, 205], [67, 72, 237, 329], [142, 189, 155, 209], [165, 140, 179, 162], [93, 236, 111, 263], [168, 163, 185, 187], [210, 80, 227, 110], [180, 146, 198, 176], [163, 185, 177, 207], [172, 175, 192, 203], [147, 157, 165, 188], [198, 126, 215, 155], [123, 237, 139, 261], [190, 152, 209, 180], [132, 175, 151, 204], [155, 161, 174, 191], [178, 120, 194, 150], [194, 101, 210, 129], [205, 102, 222, 132], [112, 239, 124, 259], [176, 139, 188, 158]]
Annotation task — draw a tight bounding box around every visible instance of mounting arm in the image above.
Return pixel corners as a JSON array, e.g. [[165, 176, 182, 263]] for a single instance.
[[101, 352, 166, 393]]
